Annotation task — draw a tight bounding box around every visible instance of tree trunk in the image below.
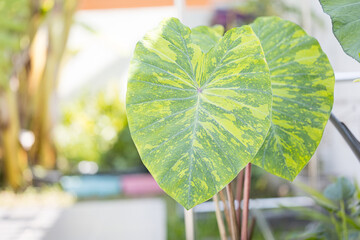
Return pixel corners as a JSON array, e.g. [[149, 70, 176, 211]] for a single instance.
[[0, 88, 27, 189], [29, 0, 77, 168]]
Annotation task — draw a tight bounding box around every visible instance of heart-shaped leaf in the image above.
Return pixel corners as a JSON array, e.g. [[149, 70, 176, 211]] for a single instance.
[[126, 18, 272, 209], [250, 17, 335, 180], [319, 0, 360, 62]]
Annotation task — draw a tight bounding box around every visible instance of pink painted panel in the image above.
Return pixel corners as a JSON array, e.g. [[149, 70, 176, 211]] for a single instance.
[[122, 174, 163, 196]]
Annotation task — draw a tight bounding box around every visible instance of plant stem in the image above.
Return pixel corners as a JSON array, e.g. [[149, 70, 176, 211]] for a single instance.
[[184, 208, 194, 240], [330, 212, 342, 240], [248, 217, 256, 240], [340, 200, 348, 240], [330, 113, 360, 161], [236, 169, 244, 231], [219, 189, 231, 230], [253, 209, 275, 240], [226, 184, 239, 240], [241, 163, 252, 240], [213, 194, 227, 240]]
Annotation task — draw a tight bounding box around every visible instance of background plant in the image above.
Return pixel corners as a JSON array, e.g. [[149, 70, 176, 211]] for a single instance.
[[55, 85, 142, 172], [0, 0, 77, 189], [319, 0, 360, 63], [287, 178, 360, 240], [0, 0, 30, 189]]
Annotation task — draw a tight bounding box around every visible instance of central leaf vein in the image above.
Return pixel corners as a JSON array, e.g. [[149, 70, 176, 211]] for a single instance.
[[187, 94, 201, 206]]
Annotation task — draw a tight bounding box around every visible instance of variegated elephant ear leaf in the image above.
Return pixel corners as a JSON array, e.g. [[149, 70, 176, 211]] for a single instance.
[[250, 17, 335, 180], [319, 0, 360, 62], [191, 25, 224, 53], [126, 18, 272, 209]]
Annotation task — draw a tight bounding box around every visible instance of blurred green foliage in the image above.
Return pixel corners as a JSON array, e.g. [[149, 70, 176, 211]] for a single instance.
[[54, 85, 142, 172], [250, 165, 293, 199], [237, 0, 297, 17], [289, 178, 360, 240], [0, 0, 29, 87]]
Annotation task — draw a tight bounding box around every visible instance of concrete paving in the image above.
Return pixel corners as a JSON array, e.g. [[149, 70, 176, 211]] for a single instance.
[[0, 207, 62, 240], [0, 198, 166, 240]]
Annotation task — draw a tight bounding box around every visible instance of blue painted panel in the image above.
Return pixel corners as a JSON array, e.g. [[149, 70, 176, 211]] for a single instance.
[[60, 175, 121, 197]]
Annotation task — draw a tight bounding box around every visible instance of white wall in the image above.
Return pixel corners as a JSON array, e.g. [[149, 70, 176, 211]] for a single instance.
[[58, 6, 213, 101]]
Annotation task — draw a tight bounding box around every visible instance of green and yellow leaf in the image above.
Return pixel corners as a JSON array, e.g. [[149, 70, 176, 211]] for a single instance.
[[126, 18, 272, 209], [250, 17, 335, 180]]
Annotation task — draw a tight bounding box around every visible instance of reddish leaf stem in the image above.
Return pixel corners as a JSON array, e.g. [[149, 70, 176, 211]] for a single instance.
[[241, 163, 252, 240], [235, 169, 244, 231], [226, 184, 239, 240]]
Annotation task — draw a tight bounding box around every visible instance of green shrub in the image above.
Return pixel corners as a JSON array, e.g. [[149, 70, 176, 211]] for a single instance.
[[55, 85, 142, 172]]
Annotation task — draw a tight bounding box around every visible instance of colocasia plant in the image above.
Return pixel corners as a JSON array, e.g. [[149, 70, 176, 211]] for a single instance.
[[289, 178, 360, 240], [320, 0, 360, 63], [126, 16, 334, 239]]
